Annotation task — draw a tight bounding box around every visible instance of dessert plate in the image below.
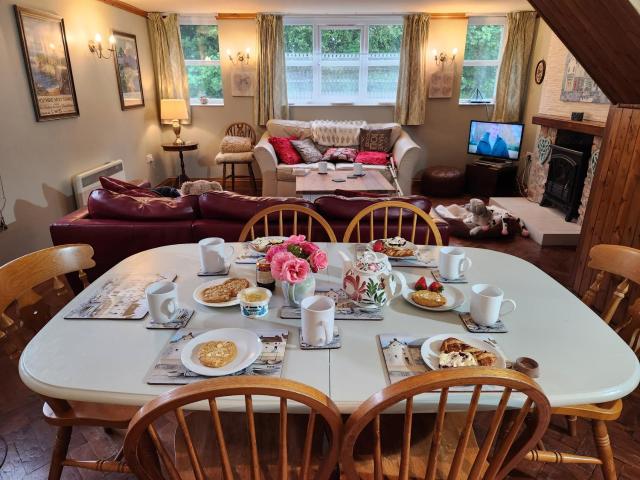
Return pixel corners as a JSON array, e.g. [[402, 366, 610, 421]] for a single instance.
[[193, 278, 254, 308], [403, 285, 465, 312], [420, 334, 507, 370]]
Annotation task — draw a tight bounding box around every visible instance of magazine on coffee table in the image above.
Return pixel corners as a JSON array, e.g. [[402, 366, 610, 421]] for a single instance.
[[64, 272, 176, 320], [145, 328, 289, 385]]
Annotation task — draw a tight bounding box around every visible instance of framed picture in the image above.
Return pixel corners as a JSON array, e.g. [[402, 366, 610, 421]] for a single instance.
[[428, 68, 454, 98], [231, 68, 255, 97], [112, 31, 144, 110], [14, 5, 79, 121]]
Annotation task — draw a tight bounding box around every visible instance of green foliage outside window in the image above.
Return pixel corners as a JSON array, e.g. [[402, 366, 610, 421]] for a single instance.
[[463, 25, 502, 61], [180, 24, 222, 100], [285, 25, 312, 54], [321, 29, 361, 54], [368, 25, 403, 54], [460, 24, 503, 102]]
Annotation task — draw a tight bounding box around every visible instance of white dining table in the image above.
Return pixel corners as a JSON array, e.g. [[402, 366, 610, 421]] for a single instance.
[[19, 243, 640, 413]]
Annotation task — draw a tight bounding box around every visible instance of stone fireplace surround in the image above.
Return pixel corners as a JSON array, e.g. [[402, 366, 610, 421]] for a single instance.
[[528, 114, 605, 225]]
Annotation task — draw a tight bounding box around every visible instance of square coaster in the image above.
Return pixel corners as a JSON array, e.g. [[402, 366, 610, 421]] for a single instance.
[[432, 270, 468, 283], [197, 263, 231, 277], [146, 308, 194, 329], [299, 326, 342, 350], [459, 312, 508, 333]]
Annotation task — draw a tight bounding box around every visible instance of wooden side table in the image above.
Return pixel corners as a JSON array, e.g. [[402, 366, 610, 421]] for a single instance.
[[162, 142, 198, 188], [465, 161, 517, 197]]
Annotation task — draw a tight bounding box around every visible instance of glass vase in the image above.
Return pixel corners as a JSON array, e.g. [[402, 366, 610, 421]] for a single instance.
[[282, 275, 316, 307]]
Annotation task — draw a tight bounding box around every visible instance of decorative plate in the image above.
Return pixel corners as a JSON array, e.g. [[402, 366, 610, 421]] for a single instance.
[[367, 239, 418, 259], [420, 334, 507, 371], [193, 278, 254, 308], [535, 59, 546, 84], [402, 285, 465, 312]]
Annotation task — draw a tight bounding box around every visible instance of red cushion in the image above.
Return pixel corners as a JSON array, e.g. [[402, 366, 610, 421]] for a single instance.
[[268, 136, 301, 165], [88, 189, 196, 220], [355, 151, 389, 165], [100, 176, 141, 192]]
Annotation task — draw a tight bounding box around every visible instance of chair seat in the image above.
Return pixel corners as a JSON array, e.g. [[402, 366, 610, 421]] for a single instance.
[[43, 400, 138, 428], [215, 152, 254, 164], [552, 399, 622, 421]]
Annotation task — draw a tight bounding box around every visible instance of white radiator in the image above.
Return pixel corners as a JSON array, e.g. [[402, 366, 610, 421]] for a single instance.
[[72, 159, 125, 208]]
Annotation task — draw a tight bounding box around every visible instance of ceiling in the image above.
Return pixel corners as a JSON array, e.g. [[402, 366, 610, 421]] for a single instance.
[[123, 0, 531, 14]]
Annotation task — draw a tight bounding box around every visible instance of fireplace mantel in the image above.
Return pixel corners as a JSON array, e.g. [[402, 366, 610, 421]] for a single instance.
[[532, 113, 606, 137]]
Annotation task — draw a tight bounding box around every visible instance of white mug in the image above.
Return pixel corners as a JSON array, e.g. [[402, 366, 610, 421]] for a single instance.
[[199, 237, 234, 273], [146, 280, 178, 323], [438, 247, 472, 280], [318, 161, 329, 174], [470, 284, 517, 326], [353, 163, 364, 175], [301, 295, 335, 347]]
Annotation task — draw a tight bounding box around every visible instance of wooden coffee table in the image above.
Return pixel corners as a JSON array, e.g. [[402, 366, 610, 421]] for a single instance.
[[295, 170, 396, 200]]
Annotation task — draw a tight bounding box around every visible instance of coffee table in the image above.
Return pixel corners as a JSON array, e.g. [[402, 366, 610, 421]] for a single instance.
[[295, 170, 396, 200]]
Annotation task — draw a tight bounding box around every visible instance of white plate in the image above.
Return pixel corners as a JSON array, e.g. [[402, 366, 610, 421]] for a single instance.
[[367, 239, 418, 259], [193, 278, 254, 307], [181, 328, 263, 376], [420, 334, 507, 371], [403, 285, 465, 312], [248, 236, 287, 255]]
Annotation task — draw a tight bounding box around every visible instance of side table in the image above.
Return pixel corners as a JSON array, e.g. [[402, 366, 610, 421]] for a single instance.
[[162, 142, 199, 188], [465, 161, 518, 197]]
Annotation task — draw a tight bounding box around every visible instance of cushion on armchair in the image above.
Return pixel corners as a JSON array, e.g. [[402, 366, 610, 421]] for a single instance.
[[220, 135, 252, 153], [359, 127, 392, 152], [268, 136, 301, 165], [355, 151, 389, 165]]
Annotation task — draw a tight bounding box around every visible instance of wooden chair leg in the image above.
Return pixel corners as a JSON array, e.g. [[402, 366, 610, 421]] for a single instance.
[[593, 420, 617, 480], [567, 415, 578, 437], [248, 162, 258, 195], [232, 164, 236, 192], [48, 426, 72, 480], [222, 163, 228, 190]]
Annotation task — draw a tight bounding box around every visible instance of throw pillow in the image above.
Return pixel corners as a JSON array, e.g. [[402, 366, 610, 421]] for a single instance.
[[268, 136, 302, 165], [359, 127, 392, 152], [220, 135, 252, 153], [322, 147, 358, 163], [291, 138, 323, 164], [99, 176, 149, 193], [118, 188, 159, 198], [355, 151, 389, 165]]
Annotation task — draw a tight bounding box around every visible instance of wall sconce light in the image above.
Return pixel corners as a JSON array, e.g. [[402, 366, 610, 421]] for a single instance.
[[88, 33, 116, 59], [433, 48, 458, 67], [227, 47, 251, 65]]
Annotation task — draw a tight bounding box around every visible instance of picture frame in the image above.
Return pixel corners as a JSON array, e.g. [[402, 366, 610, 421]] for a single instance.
[[14, 5, 79, 121], [534, 59, 546, 85], [112, 30, 145, 110], [231, 67, 255, 97]]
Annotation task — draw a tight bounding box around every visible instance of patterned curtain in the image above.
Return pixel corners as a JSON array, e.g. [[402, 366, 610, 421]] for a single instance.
[[254, 14, 289, 126], [147, 13, 191, 124], [492, 11, 537, 122], [395, 13, 430, 125]]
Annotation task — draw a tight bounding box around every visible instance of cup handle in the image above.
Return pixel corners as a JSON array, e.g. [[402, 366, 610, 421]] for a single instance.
[[386, 271, 407, 302], [226, 245, 235, 261], [499, 299, 517, 317], [162, 298, 177, 319], [459, 257, 472, 275]]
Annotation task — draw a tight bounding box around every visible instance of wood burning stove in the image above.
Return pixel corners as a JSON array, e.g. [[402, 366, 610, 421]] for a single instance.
[[540, 144, 587, 222]]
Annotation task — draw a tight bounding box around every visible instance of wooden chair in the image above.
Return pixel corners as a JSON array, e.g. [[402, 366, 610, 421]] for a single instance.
[[215, 122, 258, 193], [238, 204, 338, 243], [0, 245, 134, 478], [525, 244, 640, 480], [340, 367, 550, 480], [123, 376, 343, 480], [342, 201, 444, 246]]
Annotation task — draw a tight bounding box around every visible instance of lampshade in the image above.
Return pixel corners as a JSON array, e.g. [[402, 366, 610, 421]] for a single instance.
[[160, 99, 188, 121]]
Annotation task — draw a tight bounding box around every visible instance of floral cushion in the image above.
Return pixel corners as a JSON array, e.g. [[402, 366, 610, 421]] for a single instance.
[[355, 151, 389, 165], [322, 147, 358, 163], [268, 136, 302, 165]]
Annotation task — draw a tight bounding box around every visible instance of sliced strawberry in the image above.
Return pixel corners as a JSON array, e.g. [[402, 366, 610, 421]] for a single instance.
[[428, 281, 444, 293], [372, 240, 385, 252], [414, 276, 428, 291]]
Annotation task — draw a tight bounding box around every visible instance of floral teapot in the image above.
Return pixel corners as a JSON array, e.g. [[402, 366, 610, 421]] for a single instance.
[[339, 250, 406, 308]]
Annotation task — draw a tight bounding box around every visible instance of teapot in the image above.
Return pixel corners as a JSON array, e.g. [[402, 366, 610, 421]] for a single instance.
[[339, 250, 406, 308]]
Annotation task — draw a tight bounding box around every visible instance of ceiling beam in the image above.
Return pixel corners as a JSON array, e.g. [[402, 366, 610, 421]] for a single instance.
[[96, 0, 147, 17]]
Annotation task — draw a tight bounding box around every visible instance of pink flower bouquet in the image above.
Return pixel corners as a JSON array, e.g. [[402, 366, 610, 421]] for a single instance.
[[266, 235, 328, 283]]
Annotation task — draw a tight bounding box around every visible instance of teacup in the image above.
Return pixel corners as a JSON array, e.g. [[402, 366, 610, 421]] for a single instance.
[[354, 163, 364, 175], [438, 247, 472, 280], [146, 280, 178, 323], [301, 295, 335, 346], [318, 161, 329, 174], [199, 237, 234, 273], [470, 283, 517, 326]]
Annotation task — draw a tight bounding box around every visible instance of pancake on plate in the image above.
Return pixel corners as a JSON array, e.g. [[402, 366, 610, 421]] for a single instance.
[[197, 340, 238, 368]]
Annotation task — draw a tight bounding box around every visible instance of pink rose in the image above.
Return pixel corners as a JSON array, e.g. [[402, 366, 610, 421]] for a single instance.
[[285, 234, 306, 245], [282, 257, 310, 284], [300, 241, 319, 256], [308, 250, 328, 273], [270, 251, 296, 281], [265, 244, 288, 262]]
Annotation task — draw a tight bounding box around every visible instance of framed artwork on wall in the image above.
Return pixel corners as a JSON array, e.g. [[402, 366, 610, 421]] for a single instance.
[[231, 67, 255, 97], [428, 68, 454, 98], [112, 31, 144, 110], [560, 53, 609, 104], [14, 5, 79, 121]]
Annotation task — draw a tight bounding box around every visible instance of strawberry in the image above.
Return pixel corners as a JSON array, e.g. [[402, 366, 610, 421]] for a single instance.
[[372, 240, 385, 252], [414, 276, 428, 291], [428, 281, 444, 293]]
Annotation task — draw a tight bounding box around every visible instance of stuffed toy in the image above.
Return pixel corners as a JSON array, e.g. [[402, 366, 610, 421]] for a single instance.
[[463, 198, 529, 237]]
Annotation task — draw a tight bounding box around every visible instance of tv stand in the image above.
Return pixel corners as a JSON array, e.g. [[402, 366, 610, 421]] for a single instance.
[[466, 160, 517, 197]]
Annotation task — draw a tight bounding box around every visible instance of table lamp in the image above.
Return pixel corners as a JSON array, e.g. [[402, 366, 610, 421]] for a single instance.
[[160, 99, 189, 145]]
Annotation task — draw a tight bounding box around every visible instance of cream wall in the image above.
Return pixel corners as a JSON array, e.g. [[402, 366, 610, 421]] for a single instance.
[[0, 0, 161, 264]]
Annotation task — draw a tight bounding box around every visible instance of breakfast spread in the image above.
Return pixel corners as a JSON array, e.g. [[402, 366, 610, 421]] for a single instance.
[[197, 340, 238, 368], [201, 278, 250, 303], [411, 290, 447, 307], [240, 289, 269, 302], [438, 337, 497, 368], [251, 237, 285, 253], [372, 237, 416, 257]]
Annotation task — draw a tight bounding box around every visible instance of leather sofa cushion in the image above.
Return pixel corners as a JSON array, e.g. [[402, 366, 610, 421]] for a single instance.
[[314, 195, 432, 221], [198, 191, 313, 221], [88, 189, 197, 220]]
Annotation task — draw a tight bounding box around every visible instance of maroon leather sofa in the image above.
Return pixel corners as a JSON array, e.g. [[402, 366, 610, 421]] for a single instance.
[[50, 190, 449, 282]]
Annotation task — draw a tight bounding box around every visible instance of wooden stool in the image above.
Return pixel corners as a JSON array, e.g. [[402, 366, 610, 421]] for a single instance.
[[215, 122, 258, 194]]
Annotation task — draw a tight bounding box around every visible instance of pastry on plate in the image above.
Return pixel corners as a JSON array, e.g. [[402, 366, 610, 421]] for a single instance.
[[197, 340, 238, 368], [251, 237, 284, 253], [439, 351, 478, 368], [438, 337, 497, 367], [201, 278, 250, 303], [411, 290, 447, 308], [372, 237, 417, 257]]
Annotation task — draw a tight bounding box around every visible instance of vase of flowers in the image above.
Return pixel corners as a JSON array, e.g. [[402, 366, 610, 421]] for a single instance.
[[266, 235, 329, 307]]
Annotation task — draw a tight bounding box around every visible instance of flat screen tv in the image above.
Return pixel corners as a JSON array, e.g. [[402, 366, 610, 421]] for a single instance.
[[468, 120, 524, 161]]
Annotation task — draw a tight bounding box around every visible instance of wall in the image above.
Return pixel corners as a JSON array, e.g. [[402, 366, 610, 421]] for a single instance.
[[0, 0, 161, 264]]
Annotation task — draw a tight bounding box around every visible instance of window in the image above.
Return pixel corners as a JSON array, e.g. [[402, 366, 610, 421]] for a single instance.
[[284, 17, 403, 105], [459, 17, 506, 104], [179, 16, 223, 105]]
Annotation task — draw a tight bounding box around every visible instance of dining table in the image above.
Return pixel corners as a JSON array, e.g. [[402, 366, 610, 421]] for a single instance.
[[19, 243, 640, 413]]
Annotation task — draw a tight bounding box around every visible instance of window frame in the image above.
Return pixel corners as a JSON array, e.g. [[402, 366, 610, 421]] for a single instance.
[[284, 16, 403, 106], [179, 15, 224, 106], [459, 16, 507, 105]]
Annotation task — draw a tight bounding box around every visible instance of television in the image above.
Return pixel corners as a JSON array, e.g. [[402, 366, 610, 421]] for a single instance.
[[468, 120, 525, 161]]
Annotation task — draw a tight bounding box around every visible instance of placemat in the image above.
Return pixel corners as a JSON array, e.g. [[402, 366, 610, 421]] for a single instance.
[[432, 270, 468, 283], [145, 329, 289, 385], [280, 288, 383, 321], [145, 308, 194, 329], [299, 326, 342, 350], [459, 312, 508, 333]]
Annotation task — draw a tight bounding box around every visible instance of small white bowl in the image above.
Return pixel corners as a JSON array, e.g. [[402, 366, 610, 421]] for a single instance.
[[238, 287, 272, 318]]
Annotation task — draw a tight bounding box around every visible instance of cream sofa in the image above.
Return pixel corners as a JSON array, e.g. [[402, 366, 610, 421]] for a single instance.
[[254, 119, 421, 197]]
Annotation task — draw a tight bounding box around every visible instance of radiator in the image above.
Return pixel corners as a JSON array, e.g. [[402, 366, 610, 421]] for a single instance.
[[72, 159, 125, 208]]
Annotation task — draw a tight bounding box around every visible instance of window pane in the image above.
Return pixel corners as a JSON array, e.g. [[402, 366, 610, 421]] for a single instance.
[[286, 66, 313, 102], [367, 66, 399, 100], [285, 25, 312, 55], [460, 65, 498, 100], [180, 25, 220, 61], [321, 28, 361, 58], [368, 25, 402, 54], [321, 66, 359, 96], [186, 65, 222, 99], [463, 25, 503, 61]]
